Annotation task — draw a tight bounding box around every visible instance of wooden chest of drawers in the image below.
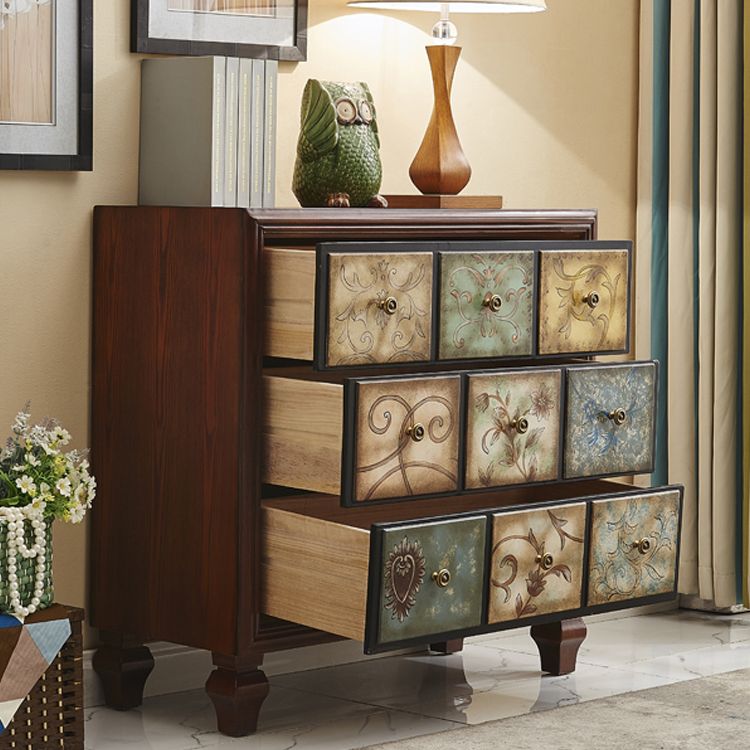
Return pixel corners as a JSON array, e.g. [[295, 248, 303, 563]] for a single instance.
[[90, 207, 682, 737]]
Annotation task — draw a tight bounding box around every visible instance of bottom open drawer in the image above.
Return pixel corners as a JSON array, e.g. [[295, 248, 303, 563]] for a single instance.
[[261, 480, 682, 654]]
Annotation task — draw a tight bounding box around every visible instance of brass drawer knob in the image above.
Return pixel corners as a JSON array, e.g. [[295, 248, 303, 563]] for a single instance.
[[582, 291, 600, 309], [511, 417, 529, 434], [377, 295, 398, 315], [406, 422, 425, 442], [536, 553, 554, 570], [608, 408, 627, 426], [432, 569, 451, 587], [633, 538, 652, 555], [482, 292, 503, 312]]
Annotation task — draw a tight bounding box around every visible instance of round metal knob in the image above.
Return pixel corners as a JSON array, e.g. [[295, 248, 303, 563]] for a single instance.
[[633, 538, 652, 555], [536, 553, 554, 570], [432, 569, 451, 587], [378, 296, 398, 315], [583, 291, 600, 309], [608, 408, 627, 426], [511, 417, 529, 435], [483, 292, 503, 313], [406, 423, 425, 442]]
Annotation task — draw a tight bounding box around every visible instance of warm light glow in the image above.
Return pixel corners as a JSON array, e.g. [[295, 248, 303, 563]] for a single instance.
[[348, 0, 546, 13]]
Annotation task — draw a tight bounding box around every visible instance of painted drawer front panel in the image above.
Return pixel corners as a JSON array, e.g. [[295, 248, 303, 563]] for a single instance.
[[588, 490, 680, 605], [353, 375, 461, 502], [326, 252, 433, 367], [438, 251, 534, 360], [377, 516, 486, 645], [538, 249, 629, 355], [488, 503, 586, 624], [564, 363, 656, 478], [465, 369, 562, 489]]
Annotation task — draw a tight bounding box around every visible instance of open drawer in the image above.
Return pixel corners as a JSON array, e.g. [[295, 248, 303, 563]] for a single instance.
[[261, 480, 682, 654]]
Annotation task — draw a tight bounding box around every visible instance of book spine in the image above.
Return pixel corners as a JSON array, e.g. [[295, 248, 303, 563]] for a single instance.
[[262, 59, 278, 209], [236, 58, 252, 209], [223, 57, 240, 207], [250, 59, 265, 209], [211, 57, 226, 208]]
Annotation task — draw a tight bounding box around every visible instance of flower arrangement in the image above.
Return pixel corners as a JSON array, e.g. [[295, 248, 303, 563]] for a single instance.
[[0, 405, 96, 617]]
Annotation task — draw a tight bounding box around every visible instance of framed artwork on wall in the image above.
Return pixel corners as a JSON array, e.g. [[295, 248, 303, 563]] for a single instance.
[[0, 0, 93, 171], [132, 0, 308, 61]]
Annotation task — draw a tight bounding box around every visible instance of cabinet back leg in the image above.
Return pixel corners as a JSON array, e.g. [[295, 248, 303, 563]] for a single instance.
[[530, 618, 587, 676], [92, 635, 154, 710], [429, 638, 464, 655]]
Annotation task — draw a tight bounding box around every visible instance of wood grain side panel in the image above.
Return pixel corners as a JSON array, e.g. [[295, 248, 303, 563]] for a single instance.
[[261, 506, 369, 641], [263, 247, 316, 360], [262, 376, 344, 494]]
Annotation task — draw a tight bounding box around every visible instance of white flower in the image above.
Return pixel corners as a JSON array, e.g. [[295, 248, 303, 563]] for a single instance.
[[67, 502, 86, 524], [30, 497, 47, 513], [53, 427, 71, 446], [74, 484, 87, 503], [11, 464, 27, 473], [15, 475, 36, 496], [86, 477, 97, 506], [55, 478, 72, 497], [12, 409, 30, 435], [25, 452, 40, 467]]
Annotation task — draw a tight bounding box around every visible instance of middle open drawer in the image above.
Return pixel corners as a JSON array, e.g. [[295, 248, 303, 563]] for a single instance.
[[262, 360, 658, 506]]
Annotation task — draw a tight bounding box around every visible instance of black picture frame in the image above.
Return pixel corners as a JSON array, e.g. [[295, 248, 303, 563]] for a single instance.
[[132, 0, 308, 61], [0, 0, 93, 171]]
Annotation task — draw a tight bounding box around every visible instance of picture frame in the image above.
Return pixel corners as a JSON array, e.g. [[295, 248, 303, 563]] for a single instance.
[[0, 0, 93, 171], [132, 0, 308, 61]]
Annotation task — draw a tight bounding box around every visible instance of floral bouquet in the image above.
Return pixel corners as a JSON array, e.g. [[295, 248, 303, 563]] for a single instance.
[[0, 405, 96, 617]]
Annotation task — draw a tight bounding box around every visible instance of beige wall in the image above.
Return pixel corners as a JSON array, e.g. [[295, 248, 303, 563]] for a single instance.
[[0, 0, 638, 642]]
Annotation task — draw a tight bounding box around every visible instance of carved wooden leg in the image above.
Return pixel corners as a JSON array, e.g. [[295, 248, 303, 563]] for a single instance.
[[429, 638, 464, 655], [530, 618, 587, 676], [205, 653, 270, 738], [92, 632, 155, 710]]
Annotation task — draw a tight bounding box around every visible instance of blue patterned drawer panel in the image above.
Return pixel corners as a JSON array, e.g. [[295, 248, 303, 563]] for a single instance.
[[563, 362, 657, 479], [376, 515, 486, 646], [588, 490, 680, 605]]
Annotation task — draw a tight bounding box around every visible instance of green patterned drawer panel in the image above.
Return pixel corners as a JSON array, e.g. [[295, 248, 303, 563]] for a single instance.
[[438, 251, 534, 360], [377, 515, 486, 646], [489, 503, 586, 623], [465, 369, 562, 489], [564, 362, 656, 478], [588, 490, 680, 605]]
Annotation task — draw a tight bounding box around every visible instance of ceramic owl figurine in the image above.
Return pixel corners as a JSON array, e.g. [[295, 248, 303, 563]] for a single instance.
[[292, 80, 385, 208]]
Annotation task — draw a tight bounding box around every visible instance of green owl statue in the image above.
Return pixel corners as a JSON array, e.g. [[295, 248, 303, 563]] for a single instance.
[[292, 79, 385, 208]]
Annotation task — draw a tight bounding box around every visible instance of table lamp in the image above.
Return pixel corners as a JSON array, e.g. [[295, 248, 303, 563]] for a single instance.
[[347, 0, 547, 198]]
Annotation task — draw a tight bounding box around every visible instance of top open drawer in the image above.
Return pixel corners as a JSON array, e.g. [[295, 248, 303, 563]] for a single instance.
[[263, 240, 632, 369]]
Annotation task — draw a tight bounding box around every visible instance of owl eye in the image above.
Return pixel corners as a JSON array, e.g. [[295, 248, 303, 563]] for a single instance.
[[358, 100, 374, 124], [335, 98, 357, 124]]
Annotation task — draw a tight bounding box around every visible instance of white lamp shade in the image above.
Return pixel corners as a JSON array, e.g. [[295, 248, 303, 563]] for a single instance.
[[347, 0, 546, 13]]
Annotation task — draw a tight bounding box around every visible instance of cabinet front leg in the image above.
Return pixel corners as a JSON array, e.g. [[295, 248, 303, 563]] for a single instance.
[[92, 632, 155, 710], [429, 638, 464, 655], [205, 653, 270, 738], [530, 618, 587, 676]]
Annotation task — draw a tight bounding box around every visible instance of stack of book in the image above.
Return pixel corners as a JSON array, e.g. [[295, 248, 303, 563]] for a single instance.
[[139, 56, 278, 208]]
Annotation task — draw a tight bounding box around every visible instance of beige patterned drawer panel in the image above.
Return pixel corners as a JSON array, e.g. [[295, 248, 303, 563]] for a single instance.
[[588, 490, 681, 605], [326, 252, 434, 367], [538, 248, 630, 355], [488, 503, 586, 624]]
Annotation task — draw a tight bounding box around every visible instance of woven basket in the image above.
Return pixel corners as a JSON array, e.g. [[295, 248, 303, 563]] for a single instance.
[[0, 512, 53, 615]]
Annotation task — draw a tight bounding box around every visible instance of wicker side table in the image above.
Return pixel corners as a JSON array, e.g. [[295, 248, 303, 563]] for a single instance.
[[0, 606, 83, 750]]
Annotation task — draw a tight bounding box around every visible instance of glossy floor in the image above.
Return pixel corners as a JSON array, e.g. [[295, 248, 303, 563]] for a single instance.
[[85, 609, 750, 749]]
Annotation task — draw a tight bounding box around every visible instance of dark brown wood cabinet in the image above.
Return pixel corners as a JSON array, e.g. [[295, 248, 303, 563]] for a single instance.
[[90, 207, 681, 737]]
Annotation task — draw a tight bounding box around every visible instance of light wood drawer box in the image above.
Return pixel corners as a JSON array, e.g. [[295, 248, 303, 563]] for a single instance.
[[261, 481, 683, 654], [264, 241, 632, 368]]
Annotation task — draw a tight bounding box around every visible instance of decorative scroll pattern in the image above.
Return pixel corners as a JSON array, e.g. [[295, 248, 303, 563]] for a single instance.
[[564, 363, 656, 478], [327, 253, 433, 366], [465, 370, 561, 489], [539, 249, 628, 354], [489, 504, 586, 624], [354, 376, 460, 502], [588, 492, 680, 605], [383, 537, 425, 622], [438, 251, 534, 360]]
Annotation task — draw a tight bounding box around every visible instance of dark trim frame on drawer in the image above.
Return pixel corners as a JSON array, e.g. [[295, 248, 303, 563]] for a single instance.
[[363, 484, 684, 654], [0, 0, 93, 171], [313, 240, 633, 372], [338, 360, 657, 508], [132, 0, 308, 61]]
